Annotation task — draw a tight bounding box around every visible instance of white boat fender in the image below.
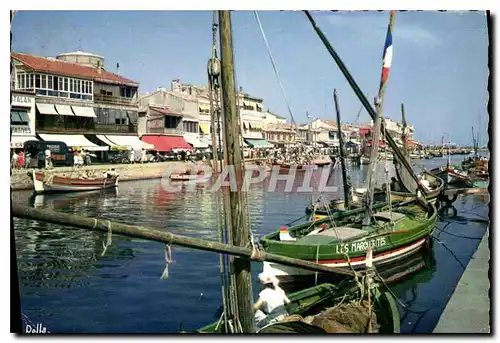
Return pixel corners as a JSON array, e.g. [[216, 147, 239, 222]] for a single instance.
[[279, 227, 296, 241]]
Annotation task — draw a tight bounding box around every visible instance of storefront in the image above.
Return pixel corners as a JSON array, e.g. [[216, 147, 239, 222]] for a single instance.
[[10, 91, 36, 151]]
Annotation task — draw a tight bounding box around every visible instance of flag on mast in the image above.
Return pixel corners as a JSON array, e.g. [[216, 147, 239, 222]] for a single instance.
[[379, 11, 396, 91]]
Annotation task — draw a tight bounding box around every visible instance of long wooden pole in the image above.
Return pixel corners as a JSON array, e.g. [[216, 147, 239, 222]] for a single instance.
[[362, 11, 396, 227], [219, 10, 254, 333], [333, 89, 350, 210], [12, 205, 355, 276]]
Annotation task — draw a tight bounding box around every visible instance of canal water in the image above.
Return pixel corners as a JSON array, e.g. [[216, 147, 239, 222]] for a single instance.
[[13, 155, 489, 333]]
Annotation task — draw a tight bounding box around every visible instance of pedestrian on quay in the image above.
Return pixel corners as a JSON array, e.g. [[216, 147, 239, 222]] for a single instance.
[[129, 149, 135, 164], [11, 151, 18, 169], [44, 147, 52, 169], [25, 152, 32, 169], [18, 151, 24, 168]]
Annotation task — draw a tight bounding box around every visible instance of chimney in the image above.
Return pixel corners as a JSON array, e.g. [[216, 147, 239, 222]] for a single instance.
[[239, 86, 243, 93], [96, 60, 103, 74]]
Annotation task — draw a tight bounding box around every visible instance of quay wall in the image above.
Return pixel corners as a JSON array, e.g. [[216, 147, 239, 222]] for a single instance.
[[10, 159, 267, 192]]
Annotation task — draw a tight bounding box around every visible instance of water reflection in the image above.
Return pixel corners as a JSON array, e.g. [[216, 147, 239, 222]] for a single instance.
[[29, 188, 119, 210], [13, 156, 489, 333], [278, 245, 436, 294]]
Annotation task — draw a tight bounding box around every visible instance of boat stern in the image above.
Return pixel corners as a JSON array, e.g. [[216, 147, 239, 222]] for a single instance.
[[32, 170, 45, 194]]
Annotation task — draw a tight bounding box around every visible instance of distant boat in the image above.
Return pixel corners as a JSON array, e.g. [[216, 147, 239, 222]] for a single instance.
[[429, 166, 473, 187], [30, 170, 118, 194], [360, 156, 370, 165]]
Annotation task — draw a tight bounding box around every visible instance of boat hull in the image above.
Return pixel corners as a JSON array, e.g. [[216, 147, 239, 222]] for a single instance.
[[263, 236, 427, 278], [32, 171, 118, 194], [262, 201, 437, 280], [197, 282, 400, 333], [430, 168, 472, 187]]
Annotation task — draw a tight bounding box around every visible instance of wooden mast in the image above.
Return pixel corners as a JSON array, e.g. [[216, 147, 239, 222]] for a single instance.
[[401, 103, 408, 157], [333, 89, 350, 210], [218, 10, 254, 333], [362, 11, 396, 227], [303, 11, 428, 195], [208, 13, 220, 173]]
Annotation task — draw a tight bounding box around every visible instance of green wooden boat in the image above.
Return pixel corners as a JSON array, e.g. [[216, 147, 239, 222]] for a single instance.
[[306, 171, 444, 220], [197, 281, 400, 333], [261, 199, 437, 279]]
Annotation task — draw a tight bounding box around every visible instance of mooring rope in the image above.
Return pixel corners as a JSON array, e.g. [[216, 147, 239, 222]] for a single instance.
[[254, 10, 297, 126], [161, 243, 174, 280], [100, 220, 112, 256]]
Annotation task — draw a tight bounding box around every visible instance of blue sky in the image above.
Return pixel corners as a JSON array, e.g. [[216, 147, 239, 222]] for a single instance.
[[12, 10, 489, 145]]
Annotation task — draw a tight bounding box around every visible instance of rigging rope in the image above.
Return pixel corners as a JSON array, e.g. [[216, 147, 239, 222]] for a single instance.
[[253, 11, 297, 126], [209, 11, 235, 333]]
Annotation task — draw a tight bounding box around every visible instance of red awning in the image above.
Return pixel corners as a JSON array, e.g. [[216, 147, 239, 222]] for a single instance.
[[408, 140, 421, 146], [141, 135, 193, 152], [359, 128, 373, 135]]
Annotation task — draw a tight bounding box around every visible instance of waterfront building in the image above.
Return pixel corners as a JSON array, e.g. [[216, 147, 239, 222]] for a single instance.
[[10, 90, 36, 151], [170, 79, 273, 149], [11, 51, 148, 157], [263, 123, 296, 146], [138, 88, 202, 152], [262, 110, 287, 126]]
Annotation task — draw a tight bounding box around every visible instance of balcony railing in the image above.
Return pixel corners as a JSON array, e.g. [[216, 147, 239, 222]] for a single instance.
[[38, 123, 137, 134], [94, 94, 137, 106], [147, 127, 184, 136]]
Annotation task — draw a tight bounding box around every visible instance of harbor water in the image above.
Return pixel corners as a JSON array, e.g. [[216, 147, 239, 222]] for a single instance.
[[13, 155, 489, 333]]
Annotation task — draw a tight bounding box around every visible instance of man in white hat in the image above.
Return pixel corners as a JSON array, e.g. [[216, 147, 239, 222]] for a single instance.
[[253, 272, 290, 330]]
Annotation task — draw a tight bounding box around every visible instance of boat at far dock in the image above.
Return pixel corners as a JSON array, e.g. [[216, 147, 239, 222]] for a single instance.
[[30, 169, 119, 194]]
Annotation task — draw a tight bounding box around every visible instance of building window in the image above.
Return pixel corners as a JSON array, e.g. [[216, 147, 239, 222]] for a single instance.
[[120, 87, 134, 98], [15, 72, 93, 100], [115, 118, 127, 125], [164, 116, 179, 129]]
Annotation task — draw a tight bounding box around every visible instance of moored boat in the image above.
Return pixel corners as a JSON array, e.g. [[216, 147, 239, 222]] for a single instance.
[[169, 172, 207, 182], [196, 280, 400, 333], [306, 171, 444, 220], [429, 166, 473, 187], [30, 170, 119, 194], [262, 199, 437, 279], [273, 163, 313, 172]]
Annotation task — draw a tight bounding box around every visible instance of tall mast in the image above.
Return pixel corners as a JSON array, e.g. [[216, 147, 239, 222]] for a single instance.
[[333, 89, 350, 210], [303, 11, 426, 195], [208, 12, 220, 173], [472, 126, 477, 157], [362, 11, 396, 227], [218, 10, 254, 333], [401, 103, 408, 156]]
